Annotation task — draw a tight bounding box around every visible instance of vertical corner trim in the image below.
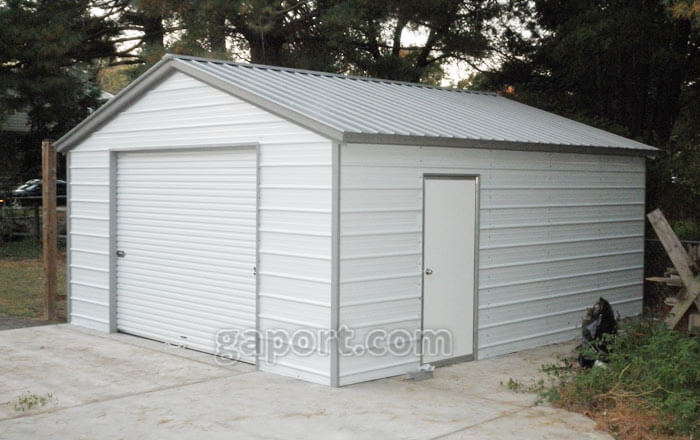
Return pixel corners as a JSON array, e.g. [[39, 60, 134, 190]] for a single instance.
[[65, 152, 72, 323], [255, 144, 262, 370], [330, 142, 341, 387], [108, 152, 118, 333]]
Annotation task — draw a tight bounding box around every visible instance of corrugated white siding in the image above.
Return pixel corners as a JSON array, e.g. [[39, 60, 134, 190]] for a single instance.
[[67, 71, 333, 385], [338, 144, 645, 385], [257, 140, 332, 385], [68, 149, 111, 331]]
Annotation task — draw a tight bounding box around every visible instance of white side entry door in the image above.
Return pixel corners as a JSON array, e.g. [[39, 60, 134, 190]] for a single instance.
[[422, 176, 478, 364]]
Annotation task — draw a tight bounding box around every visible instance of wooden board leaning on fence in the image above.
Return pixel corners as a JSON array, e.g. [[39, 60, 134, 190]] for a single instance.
[[645, 209, 700, 329]]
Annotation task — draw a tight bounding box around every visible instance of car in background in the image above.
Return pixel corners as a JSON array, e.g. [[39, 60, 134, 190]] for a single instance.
[[5, 179, 67, 206]]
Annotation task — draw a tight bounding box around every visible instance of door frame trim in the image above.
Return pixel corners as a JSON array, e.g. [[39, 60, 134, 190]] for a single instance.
[[108, 151, 117, 332], [108, 144, 260, 360], [420, 173, 480, 365]]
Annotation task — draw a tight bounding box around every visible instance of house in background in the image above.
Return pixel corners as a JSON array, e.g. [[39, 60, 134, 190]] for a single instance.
[[1, 109, 31, 134], [1, 91, 114, 135], [54, 54, 656, 386]]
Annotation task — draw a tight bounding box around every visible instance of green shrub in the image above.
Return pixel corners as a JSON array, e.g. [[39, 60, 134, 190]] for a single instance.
[[672, 219, 700, 241], [541, 319, 700, 436]]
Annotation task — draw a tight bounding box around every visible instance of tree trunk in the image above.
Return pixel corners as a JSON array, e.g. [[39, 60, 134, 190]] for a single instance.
[[208, 13, 228, 54], [245, 29, 286, 66], [142, 14, 165, 51]]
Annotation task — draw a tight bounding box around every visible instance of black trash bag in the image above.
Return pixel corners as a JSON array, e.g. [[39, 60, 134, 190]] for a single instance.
[[577, 297, 617, 368]]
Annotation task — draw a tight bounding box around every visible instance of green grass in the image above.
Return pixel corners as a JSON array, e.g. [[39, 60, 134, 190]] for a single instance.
[[0, 239, 42, 259], [672, 219, 700, 241], [0, 239, 66, 319]]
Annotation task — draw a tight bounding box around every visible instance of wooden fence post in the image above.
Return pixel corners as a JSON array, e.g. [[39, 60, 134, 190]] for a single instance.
[[42, 139, 57, 321]]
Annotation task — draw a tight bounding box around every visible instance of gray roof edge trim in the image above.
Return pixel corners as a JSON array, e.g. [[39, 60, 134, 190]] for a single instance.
[[170, 59, 343, 142], [342, 133, 659, 157], [494, 95, 657, 151], [55, 58, 176, 152]]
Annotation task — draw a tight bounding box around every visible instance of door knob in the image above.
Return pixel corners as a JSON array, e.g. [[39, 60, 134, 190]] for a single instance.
[[425, 268, 433, 275]]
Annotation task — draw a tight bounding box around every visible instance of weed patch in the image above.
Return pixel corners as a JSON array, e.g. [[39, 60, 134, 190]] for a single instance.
[[12, 392, 57, 412], [502, 377, 545, 394], [531, 319, 700, 439]]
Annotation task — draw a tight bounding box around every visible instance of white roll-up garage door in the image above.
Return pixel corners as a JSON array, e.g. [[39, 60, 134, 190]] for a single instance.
[[116, 147, 257, 362]]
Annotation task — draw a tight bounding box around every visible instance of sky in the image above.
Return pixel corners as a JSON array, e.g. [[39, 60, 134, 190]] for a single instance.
[[399, 25, 476, 86]]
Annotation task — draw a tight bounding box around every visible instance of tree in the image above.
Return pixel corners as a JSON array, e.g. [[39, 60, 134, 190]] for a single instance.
[[0, 0, 119, 178], [162, 0, 334, 68], [476, 0, 699, 144], [322, 0, 501, 83], [473, 0, 699, 222], [122, 0, 504, 84]]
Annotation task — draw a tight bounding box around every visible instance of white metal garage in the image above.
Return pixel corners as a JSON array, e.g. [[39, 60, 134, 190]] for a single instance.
[[55, 54, 657, 386]]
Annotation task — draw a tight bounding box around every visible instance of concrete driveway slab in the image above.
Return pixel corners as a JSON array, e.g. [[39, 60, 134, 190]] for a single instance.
[[1, 372, 523, 440], [0, 325, 612, 440], [426, 342, 573, 407], [0, 325, 252, 420], [439, 407, 610, 440]]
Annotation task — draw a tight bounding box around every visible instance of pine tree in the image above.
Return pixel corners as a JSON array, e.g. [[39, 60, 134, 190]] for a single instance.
[[473, 0, 699, 223], [321, 0, 501, 83], [0, 0, 119, 178], [137, 0, 503, 83]]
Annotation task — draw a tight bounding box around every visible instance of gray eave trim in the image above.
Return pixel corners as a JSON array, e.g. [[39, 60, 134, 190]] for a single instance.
[[342, 132, 658, 157]]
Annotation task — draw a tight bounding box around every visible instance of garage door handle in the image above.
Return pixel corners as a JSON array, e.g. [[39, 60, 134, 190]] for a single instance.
[[116, 250, 126, 258], [425, 268, 433, 275]]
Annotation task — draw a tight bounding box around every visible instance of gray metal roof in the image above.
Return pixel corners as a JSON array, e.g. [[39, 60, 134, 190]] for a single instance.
[[56, 54, 657, 155]]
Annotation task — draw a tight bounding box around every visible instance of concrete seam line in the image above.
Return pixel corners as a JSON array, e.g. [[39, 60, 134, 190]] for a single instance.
[[0, 373, 255, 423], [102, 338, 247, 372], [427, 406, 532, 440], [458, 395, 532, 410]]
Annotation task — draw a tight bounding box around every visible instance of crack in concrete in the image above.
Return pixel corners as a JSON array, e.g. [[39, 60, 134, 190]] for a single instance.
[[428, 406, 534, 440]]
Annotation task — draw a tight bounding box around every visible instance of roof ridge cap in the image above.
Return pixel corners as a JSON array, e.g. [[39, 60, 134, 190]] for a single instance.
[[166, 53, 498, 96]]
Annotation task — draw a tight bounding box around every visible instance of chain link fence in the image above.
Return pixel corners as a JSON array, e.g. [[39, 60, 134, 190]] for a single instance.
[[0, 196, 67, 243]]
